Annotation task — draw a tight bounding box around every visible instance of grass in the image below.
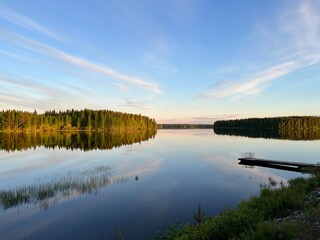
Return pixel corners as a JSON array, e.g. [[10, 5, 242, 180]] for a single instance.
[[0, 166, 119, 210], [152, 169, 320, 240]]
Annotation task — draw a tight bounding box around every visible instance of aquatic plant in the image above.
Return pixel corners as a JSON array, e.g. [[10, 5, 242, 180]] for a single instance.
[[0, 166, 128, 210]]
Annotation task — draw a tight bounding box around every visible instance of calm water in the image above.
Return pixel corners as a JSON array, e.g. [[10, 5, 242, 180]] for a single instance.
[[0, 129, 319, 239]]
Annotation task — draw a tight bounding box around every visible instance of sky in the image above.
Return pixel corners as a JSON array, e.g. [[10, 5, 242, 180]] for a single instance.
[[0, 0, 320, 124]]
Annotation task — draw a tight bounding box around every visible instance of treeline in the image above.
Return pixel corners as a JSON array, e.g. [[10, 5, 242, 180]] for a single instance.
[[214, 116, 320, 130], [158, 124, 213, 129], [213, 116, 320, 140], [0, 131, 156, 152], [0, 109, 157, 132]]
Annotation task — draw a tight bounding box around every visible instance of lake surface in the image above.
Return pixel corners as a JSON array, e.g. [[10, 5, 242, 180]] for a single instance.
[[0, 129, 319, 239]]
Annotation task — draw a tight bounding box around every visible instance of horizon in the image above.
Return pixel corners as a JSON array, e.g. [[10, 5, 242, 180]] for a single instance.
[[1, 0, 320, 124], [1, 108, 319, 125]]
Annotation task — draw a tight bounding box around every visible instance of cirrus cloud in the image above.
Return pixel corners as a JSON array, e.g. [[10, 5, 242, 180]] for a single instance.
[[0, 29, 162, 96], [199, 61, 298, 99], [0, 4, 62, 41], [199, 0, 320, 101]]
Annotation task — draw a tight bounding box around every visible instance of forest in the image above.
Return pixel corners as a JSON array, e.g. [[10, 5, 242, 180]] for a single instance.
[[214, 116, 320, 130], [0, 109, 157, 132], [213, 116, 320, 140]]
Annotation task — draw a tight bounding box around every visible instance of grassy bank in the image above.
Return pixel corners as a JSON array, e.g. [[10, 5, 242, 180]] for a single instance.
[[152, 169, 320, 240]]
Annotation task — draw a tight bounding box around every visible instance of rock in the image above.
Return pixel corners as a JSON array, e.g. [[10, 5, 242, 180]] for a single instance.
[[275, 218, 283, 223], [293, 210, 301, 216], [283, 216, 291, 222]]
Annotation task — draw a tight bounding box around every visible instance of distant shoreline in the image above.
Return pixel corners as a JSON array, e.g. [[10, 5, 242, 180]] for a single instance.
[[157, 124, 213, 129]]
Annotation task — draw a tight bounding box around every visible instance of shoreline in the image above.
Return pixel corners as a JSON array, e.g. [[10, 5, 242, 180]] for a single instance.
[[152, 170, 320, 240]]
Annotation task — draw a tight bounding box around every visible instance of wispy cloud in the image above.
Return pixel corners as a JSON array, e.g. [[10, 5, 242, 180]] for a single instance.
[[122, 98, 152, 111], [0, 30, 162, 96], [0, 49, 34, 63], [199, 62, 298, 99], [112, 82, 130, 93], [158, 114, 240, 124], [278, 0, 320, 63], [296, 1, 320, 50], [0, 4, 62, 41], [60, 52, 162, 95], [200, 0, 320, 100], [0, 72, 97, 112], [192, 114, 241, 123]]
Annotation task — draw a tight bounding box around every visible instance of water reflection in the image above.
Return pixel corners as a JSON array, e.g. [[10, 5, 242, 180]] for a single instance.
[[0, 166, 128, 210], [1, 129, 318, 240], [214, 127, 320, 140], [0, 130, 157, 152]]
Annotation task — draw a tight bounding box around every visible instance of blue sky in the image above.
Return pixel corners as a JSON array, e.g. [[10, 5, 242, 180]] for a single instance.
[[0, 0, 319, 123]]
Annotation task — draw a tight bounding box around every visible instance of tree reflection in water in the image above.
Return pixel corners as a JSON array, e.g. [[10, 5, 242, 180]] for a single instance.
[[0, 130, 156, 210], [0, 130, 157, 152], [213, 128, 320, 140]]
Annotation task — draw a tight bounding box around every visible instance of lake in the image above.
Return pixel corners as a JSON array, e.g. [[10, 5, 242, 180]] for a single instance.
[[0, 129, 319, 239]]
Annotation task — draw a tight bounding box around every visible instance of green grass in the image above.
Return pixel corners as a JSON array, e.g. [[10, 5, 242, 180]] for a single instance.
[[152, 170, 320, 240]]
